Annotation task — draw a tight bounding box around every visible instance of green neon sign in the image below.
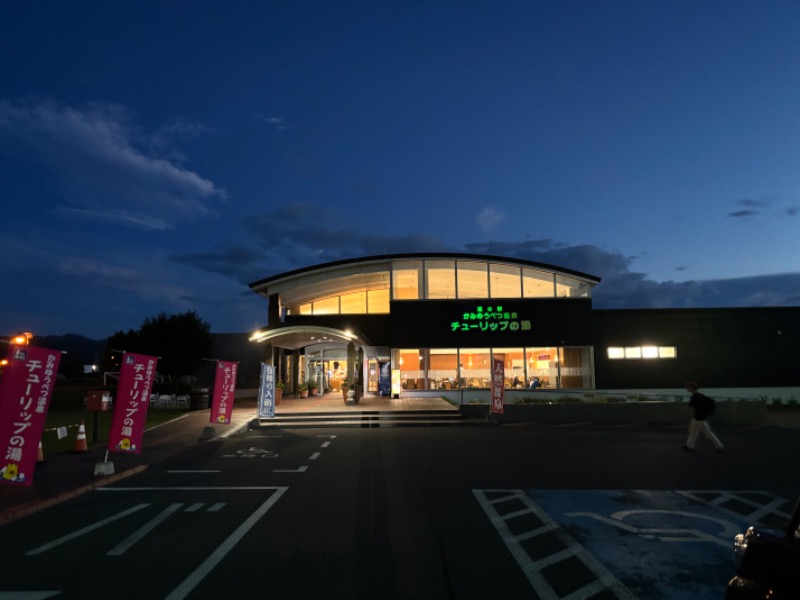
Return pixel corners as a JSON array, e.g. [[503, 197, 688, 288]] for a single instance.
[[450, 305, 532, 333]]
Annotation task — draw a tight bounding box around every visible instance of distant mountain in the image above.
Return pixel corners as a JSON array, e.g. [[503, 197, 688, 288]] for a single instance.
[[36, 334, 107, 372]]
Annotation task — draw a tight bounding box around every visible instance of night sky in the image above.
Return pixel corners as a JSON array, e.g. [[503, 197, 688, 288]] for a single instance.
[[1, 1, 799, 340]]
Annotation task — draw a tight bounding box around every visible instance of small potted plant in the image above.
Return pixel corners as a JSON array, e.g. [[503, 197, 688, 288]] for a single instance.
[[275, 379, 284, 405], [341, 378, 350, 402], [307, 377, 318, 396], [298, 382, 309, 398]]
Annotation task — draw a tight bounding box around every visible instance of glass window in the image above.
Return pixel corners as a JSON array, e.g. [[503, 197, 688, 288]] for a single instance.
[[426, 260, 456, 299], [340, 291, 366, 314], [398, 349, 424, 390], [459, 348, 491, 389], [559, 347, 593, 388], [392, 261, 421, 300], [457, 261, 488, 299], [493, 347, 525, 389], [659, 346, 677, 358], [523, 269, 554, 298], [525, 347, 557, 388], [490, 264, 521, 298], [296, 303, 312, 315], [607, 347, 624, 359], [313, 296, 339, 315], [556, 274, 590, 298], [367, 289, 390, 313], [624, 347, 642, 359], [428, 348, 458, 390], [642, 346, 658, 359]]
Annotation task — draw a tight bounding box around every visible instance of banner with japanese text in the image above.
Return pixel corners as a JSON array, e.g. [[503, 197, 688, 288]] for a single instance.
[[108, 352, 158, 454], [210, 360, 238, 424], [0, 344, 61, 486], [491, 357, 504, 414], [257, 363, 276, 419]]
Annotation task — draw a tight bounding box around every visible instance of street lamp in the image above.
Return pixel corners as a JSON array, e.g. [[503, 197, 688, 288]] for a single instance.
[[12, 332, 33, 345]]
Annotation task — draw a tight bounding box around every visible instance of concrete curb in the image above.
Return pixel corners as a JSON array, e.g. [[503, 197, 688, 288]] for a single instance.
[[0, 465, 148, 526]]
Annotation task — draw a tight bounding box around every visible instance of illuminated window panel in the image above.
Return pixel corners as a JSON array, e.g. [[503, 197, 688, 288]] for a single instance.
[[523, 269, 554, 298], [607, 347, 625, 359], [392, 261, 421, 300], [624, 347, 642, 359], [659, 346, 677, 358], [490, 264, 521, 298], [367, 289, 390, 313], [457, 261, 488, 299], [642, 346, 659, 359], [340, 291, 366, 314], [426, 260, 456, 299], [312, 296, 339, 315], [556, 274, 590, 298]]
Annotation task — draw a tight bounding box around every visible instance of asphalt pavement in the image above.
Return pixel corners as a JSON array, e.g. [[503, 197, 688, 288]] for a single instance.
[[2, 395, 797, 526], [0, 400, 258, 524]]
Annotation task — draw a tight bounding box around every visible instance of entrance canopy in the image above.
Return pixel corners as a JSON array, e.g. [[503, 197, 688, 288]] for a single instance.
[[248, 325, 370, 351]]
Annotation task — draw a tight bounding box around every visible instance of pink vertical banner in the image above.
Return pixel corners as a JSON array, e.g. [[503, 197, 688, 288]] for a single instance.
[[108, 352, 158, 454], [0, 345, 61, 486], [491, 357, 504, 414], [210, 360, 238, 424]]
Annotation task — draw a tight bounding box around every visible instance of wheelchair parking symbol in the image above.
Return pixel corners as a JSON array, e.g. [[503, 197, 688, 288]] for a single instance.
[[566, 508, 741, 548]]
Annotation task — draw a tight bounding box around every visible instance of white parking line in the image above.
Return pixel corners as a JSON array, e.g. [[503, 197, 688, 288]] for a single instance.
[[26, 504, 151, 556], [164, 487, 288, 600], [273, 466, 308, 473], [474, 490, 637, 600], [309, 452, 321, 460], [108, 503, 183, 555]]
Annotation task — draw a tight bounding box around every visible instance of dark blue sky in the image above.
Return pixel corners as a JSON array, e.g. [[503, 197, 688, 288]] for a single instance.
[[1, 1, 799, 339]]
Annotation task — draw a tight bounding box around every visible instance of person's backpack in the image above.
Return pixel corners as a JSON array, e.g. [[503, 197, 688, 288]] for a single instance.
[[699, 393, 715, 417]]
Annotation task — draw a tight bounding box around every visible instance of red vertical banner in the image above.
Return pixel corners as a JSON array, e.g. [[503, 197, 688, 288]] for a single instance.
[[210, 360, 238, 424], [108, 352, 158, 454], [491, 357, 504, 414], [0, 345, 61, 486]]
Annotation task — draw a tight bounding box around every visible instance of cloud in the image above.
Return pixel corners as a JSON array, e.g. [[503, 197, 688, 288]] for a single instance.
[[254, 113, 287, 130], [54, 206, 172, 231], [476, 206, 505, 232], [0, 99, 226, 229], [170, 201, 800, 311]]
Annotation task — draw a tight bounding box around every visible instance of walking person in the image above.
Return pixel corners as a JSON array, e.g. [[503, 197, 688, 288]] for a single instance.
[[684, 381, 724, 452]]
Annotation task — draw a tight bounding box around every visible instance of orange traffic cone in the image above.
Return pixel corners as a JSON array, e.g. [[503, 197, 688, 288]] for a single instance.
[[74, 421, 88, 452], [37, 440, 45, 462]]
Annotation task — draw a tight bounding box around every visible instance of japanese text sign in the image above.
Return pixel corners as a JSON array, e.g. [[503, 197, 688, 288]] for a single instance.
[[0, 345, 61, 486], [257, 363, 276, 419], [451, 305, 532, 334], [211, 360, 238, 424], [491, 358, 504, 414], [108, 352, 157, 454]]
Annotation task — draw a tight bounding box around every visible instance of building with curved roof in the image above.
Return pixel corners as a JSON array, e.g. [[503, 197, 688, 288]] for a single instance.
[[246, 252, 800, 401], [249, 253, 602, 396]]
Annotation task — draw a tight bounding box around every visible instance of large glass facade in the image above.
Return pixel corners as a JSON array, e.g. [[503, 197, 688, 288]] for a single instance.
[[395, 345, 592, 390], [288, 257, 592, 313]]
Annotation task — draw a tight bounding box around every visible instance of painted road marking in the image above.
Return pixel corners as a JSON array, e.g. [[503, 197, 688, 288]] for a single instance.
[[273, 466, 308, 473], [321, 441, 331, 448], [309, 452, 321, 460], [26, 503, 151, 556], [566, 509, 740, 548], [168, 470, 221, 473], [474, 489, 636, 600], [0, 593, 60, 599], [163, 487, 288, 600], [108, 503, 184, 555]]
